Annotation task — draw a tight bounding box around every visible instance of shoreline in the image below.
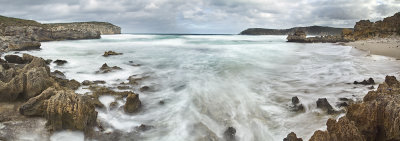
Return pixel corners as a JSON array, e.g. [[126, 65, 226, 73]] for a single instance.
[[345, 36, 400, 60]]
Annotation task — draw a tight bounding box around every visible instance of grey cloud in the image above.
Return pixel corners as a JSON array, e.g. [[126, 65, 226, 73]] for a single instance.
[[0, 0, 399, 33]]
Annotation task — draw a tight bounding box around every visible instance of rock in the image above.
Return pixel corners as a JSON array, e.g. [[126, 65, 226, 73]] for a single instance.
[[135, 124, 153, 132], [82, 80, 92, 86], [54, 78, 80, 90], [22, 53, 36, 63], [306, 76, 400, 141], [127, 74, 149, 85], [4, 55, 24, 64], [93, 80, 106, 84], [316, 98, 336, 114], [290, 96, 305, 112], [19, 87, 98, 133], [103, 51, 122, 57], [309, 117, 364, 141], [50, 70, 66, 79], [53, 59, 67, 66], [124, 93, 141, 113], [287, 30, 307, 42], [159, 100, 165, 105], [336, 98, 354, 108], [353, 78, 375, 85], [283, 132, 303, 141], [223, 127, 236, 141], [23, 67, 53, 99], [97, 63, 121, 73], [0, 73, 25, 101], [139, 86, 150, 92], [117, 85, 130, 90], [109, 101, 119, 110], [45, 59, 52, 65]]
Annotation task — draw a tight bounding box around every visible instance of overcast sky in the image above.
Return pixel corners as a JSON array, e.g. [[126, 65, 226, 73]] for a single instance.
[[0, 0, 399, 34]]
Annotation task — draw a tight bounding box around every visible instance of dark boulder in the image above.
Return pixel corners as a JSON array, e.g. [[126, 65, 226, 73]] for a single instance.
[[50, 70, 66, 79], [97, 63, 121, 73], [353, 78, 375, 85], [54, 60, 67, 66], [224, 127, 236, 141], [123, 93, 141, 113], [4, 55, 24, 64], [316, 98, 336, 114], [290, 96, 305, 112], [283, 132, 303, 141]]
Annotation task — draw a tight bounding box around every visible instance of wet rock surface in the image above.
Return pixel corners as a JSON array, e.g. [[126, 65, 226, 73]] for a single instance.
[[96, 63, 121, 73], [290, 96, 305, 112], [283, 132, 303, 141], [124, 93, 141, 113], [353, 78, 375, 85], [224, 127, 236, 141], [316, 98, 336, 114], [103, 51, 122, 57], [288, 76, 400, 141], [53, 59, 67, 66]]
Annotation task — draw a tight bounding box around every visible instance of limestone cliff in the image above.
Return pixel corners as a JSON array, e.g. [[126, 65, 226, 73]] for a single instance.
[[0, 15, 121, 51], [350, 12, 400, 40]]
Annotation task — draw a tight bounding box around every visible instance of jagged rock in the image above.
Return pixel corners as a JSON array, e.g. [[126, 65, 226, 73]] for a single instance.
[[21, 53, 36, 63], [336, 98, 354, 108], [117, 85, 130, 90], [353, 78, 375, 85], [54, 78, 80, 90], [19, 87, 98, 133], [127, 74, 149, 85], [290, 96, 305, 112], [4, 55, 24, 64], [23, 67, 53, 99], [82, 80, 92, 86], [45, 59, 52, 65], [139, 86, 150, 92], [316, 98, 336, 114], [304, 76, 400, 141], [309, 117, 365, 141], [97, 63, 121, 73], [88, 86, 136, 108], [283, 132, 303, 141], [223, 127, 236, 141], [103, 51, 122, 57], [53, 59, 67, 66], [352, 12, 400, 40], [50, 70, 66, 79], [0, 73, 25, 101], [124, 93, 141, 113]]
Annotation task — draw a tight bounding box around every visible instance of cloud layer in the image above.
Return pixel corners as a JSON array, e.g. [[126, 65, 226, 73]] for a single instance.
[[0, 0, 399, 33]]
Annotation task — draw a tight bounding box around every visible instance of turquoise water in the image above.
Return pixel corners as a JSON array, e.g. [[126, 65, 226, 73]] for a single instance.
[[9, 34, 400, 141]]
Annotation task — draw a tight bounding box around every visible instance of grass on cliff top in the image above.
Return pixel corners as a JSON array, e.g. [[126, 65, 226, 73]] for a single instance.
[[0, 15, 42, 28]]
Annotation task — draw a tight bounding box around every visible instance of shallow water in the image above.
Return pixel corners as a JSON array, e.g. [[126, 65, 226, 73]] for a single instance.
[[9, 34, 400, 140]]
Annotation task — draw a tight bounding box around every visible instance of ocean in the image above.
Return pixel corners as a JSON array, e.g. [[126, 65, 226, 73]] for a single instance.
[[11, 34, 400, 140]]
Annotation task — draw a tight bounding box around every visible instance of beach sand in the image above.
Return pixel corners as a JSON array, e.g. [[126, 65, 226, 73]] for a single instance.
[[345, 37, 400, 59]]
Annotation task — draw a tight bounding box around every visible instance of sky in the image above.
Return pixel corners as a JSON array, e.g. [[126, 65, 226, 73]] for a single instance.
[[0, 0, 399, 34]]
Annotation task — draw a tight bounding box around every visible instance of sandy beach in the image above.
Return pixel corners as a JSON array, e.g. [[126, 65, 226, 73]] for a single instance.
[[345, 36, 400, 59]]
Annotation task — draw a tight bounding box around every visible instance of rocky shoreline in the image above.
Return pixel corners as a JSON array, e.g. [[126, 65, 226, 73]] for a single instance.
[[0, 15, 120, 52]]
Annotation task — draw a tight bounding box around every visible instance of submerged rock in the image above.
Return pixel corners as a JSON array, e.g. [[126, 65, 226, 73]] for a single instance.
[[316, 98, 336, 114], [50, 70, 66, 79], [353, 78, 375, 85], [224, 127, 236, 141], [97, 63, 121, 73], [53, 59, 67, 66], [103, 51, 122, 57], [124, 93, 141, 113], [290, 96, 305, 112], [283, 132, 303, 141]]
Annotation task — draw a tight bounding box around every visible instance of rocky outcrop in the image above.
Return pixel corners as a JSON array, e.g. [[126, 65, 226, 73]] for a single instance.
[[19, 87, 98, 133], [97, 63, 122, 73], [0, 15, 121, 51], [284, 132, 303, 141], [352, 12, 400, 40], [353, 78, 375, 85], [103, 51, 122, 57], [124, 93, 141, 113], [289, 96, 305, 112], [0, 55, 53, 101], [316, 98, 336, 114], [53, 59, 67, 66], [223, 127, 236, 141], [287, 30, 352, 43], [287, 76, 400, 141], [240, 26, 348, 36]]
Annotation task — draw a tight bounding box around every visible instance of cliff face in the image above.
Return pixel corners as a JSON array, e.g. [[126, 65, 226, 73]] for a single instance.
[[351, 12, 400, 40], [240, 26, 349, 36], [0, 15, 121, 51]]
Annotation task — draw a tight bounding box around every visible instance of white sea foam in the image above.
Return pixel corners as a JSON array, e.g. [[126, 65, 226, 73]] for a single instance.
[[10, 34, 400, 141]]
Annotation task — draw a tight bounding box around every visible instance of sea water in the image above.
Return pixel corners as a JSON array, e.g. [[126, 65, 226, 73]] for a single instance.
[[10, 34, 400, 141]]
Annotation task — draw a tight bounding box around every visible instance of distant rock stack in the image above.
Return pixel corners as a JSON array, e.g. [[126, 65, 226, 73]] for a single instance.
[[286, 30, 307, 42]]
